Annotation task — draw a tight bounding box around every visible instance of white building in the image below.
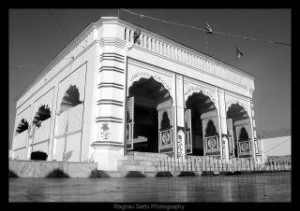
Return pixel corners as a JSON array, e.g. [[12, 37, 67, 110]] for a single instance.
[[257, 128, 291, 163], [11, 17, 261, 171]]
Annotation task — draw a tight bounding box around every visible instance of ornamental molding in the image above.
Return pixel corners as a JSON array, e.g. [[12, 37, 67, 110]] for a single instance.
[[225, 99, 250, 117], [129, 71, 172, 93], [184, 84, 217, 106], [100, 122, 110, 141]]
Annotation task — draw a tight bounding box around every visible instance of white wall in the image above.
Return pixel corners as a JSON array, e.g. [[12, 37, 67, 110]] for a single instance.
[[258, 135, 291, 162]]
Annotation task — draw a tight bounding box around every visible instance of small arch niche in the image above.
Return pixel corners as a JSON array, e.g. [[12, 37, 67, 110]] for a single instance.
[[33, 105, 51, 127], [205, 120, 217, 137], [160, 111, 171, 130], [15, 118, 29, 134], [60, 85, 83, 113], [239, 127, 250, 142]]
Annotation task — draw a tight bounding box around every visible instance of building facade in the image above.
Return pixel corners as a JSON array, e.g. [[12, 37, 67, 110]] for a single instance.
[[257, 128, 291, 163], [11, 17, 262, 171]]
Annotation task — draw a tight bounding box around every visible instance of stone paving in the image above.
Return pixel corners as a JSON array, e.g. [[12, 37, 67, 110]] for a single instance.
[[9, 172, 291, 202]]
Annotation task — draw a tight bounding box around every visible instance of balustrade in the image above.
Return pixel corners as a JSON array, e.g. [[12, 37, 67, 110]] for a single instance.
[[122, 26, 251, 90]]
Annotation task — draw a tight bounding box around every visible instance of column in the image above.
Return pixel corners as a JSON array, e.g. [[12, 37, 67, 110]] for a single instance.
[[91, 24, 127, 171], [218, 88, 229, 160], [249, 99, 258, 161], [175, 74, 185, 159]]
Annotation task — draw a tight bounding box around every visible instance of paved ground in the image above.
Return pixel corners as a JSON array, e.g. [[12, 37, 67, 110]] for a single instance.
[[9, 172, 291, 202]]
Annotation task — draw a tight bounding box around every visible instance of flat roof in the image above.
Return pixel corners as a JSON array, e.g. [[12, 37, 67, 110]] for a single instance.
[[14, 16, 255, 103]]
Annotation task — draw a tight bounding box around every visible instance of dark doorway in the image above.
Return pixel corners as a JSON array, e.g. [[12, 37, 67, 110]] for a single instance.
[[128, 77, 173, 153], [186, 92, 217, 156]]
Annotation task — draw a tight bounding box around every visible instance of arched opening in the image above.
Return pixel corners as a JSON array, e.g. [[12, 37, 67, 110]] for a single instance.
[[161, 111, 171, 130], [15, 118, 29, 135], [128, 77, 173, 153], [59, 85, 83, 113], [239, 127, 249, 141], [33, 105, 51, 127], [185, 92, 218, 156], [226, 103, 251, 158], [205, 120, 217, 137]]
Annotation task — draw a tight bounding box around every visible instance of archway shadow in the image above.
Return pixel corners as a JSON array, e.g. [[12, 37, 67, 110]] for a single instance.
[[46, 169, 70, 178], [89, 170, 111, 178], [156, 171, 173, 177], [125, 171, 146, 177]]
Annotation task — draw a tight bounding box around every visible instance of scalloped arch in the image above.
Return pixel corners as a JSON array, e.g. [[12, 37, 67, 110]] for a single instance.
[[128, 75, 174, 102], [128, 71, 172, 93], [185, 87, 218, 112], [226, 100, 250, 118]]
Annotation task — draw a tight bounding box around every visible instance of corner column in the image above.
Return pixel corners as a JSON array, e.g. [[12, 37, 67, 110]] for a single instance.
[[91, 23, 127, 171]]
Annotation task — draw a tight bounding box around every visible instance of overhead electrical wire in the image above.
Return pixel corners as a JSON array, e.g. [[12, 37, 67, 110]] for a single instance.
[[120, 9, 291, 47]]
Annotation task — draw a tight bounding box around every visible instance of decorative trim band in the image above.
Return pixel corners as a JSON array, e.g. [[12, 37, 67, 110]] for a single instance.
[[96, 116, 123, 123], [98, 82, 124, 90], [99, 66, 124, 74], [97, 99, 123, 107], [100, 53, 124, 63]]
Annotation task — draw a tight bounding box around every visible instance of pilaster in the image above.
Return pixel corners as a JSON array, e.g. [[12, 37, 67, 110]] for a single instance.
[[218, 88, 229, 160]]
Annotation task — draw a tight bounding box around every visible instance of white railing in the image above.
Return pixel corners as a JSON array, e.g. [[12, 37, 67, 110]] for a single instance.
[[123, 26, 252, 89], [204, 135, 220, 155], [155, 155, 292, 173], [159, 128, 173, 153], [238, 140, 252, 157]]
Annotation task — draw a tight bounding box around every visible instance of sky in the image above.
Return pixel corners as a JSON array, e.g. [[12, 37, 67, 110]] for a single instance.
[[9, 9, 291, 149]]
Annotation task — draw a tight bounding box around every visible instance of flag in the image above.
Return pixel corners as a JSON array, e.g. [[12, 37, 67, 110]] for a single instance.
[[205, 23, 213, 34], [236, 46, 243, 59]]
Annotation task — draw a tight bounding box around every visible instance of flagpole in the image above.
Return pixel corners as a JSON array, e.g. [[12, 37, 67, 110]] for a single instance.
[[118, 9, 119, 18]]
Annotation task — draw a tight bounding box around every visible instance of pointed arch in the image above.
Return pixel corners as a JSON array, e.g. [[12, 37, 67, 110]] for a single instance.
[[205, 119, 217, 137], [16, 118, 29, 134], [239, 127, 250, 141], [33, 105, 51, 127], [60, 85, 83, 113]]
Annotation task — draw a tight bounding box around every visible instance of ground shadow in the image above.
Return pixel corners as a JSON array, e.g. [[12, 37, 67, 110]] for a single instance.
[[156, 171, 173, 177], [46, 169, 70, 178], [89, 170, 111, 178], [201, 171, 218, 176], [178, 171, 196, 177], [125, 171, 145, 177]]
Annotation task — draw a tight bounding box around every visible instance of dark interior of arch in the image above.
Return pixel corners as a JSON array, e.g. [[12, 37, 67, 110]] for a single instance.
[[33, 105, 51, 127], [129, 77, 173, 153], [60, 85, 83, 113], [186, 92, 217, 156], [227, 103, 250, 157], [161, 111, 171, 130], [16, 118, 29, 134], [205, 120, 217, 137], [227, 103, 249, 121], [129, 77, 172, 105], [239, 127, 250, 141]]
